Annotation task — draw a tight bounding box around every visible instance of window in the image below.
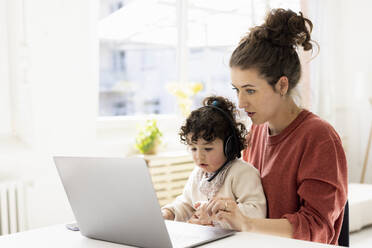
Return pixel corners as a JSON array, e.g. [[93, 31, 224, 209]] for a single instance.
[[99, 0, 301, 117], [99, 0, 177, 116]]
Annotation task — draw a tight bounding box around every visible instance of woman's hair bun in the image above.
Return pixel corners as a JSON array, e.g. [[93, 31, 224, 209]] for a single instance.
[[251, 8, 313, 51]]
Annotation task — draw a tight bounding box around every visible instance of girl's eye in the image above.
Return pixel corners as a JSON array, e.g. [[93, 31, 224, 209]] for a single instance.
[[190, 147, 197, 152], [246, 89, 255, 95], [205, 148, 213, 151], [232, 87, 239, 94]]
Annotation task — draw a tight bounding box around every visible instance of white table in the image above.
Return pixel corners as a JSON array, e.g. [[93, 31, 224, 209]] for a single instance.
[[0, 224, 340, 248]]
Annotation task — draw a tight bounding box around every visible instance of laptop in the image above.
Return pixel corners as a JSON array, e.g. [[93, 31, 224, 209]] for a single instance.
[[54, 156, 235, 248]]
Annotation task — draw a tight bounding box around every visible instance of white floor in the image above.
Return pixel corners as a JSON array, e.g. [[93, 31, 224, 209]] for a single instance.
[[350, 225, 372, 247]]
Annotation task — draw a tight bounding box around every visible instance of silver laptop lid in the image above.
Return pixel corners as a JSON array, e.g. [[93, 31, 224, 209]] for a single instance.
[[54, 156, 173, 248], [54, 156, 235, 248]]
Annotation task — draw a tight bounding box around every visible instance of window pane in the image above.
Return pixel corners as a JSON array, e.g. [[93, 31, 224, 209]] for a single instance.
[[99, 0, 177, 116], [187, 0, 301, 109]]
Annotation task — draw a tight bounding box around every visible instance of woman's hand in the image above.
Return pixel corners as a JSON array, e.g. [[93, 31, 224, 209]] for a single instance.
[[161, 208, 175, 220], [206, 197, 251, 231]]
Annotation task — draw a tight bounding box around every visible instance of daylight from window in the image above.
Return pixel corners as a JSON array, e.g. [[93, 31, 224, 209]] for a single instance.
[[99, 0, 300, 116]]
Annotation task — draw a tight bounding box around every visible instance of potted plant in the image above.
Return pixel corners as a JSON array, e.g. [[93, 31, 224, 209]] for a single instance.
[[135, 119, 162, 154]]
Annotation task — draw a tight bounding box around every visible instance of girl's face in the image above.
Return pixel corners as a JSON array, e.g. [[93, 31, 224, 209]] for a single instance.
[[231, 67, 282, 125], [187, 136, 227, 173]]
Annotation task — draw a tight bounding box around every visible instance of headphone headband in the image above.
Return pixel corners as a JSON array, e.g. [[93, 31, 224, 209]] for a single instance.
[[205, 104, 237, 138]]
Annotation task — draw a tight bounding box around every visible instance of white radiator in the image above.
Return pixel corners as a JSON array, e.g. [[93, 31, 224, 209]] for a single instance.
[[0, 181, 28, 235]]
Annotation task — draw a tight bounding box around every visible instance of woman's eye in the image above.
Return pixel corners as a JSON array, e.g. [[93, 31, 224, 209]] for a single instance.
[[190, 147, 197, 152], [205, 148, 213, 151], [233, 87, 255, 95], [246, 89, 255, 95]]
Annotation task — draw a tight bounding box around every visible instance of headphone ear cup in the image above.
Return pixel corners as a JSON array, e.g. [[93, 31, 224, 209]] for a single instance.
[[224, 136, 234, 160], [225, 135, 240, 160], [233, 134, 241, 158]]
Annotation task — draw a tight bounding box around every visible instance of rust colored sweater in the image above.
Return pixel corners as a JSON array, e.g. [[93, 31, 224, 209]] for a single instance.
[[243, 110, 348, 245]]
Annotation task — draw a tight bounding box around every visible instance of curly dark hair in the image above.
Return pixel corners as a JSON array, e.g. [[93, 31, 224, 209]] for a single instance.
[[179, 96, 247, 159]]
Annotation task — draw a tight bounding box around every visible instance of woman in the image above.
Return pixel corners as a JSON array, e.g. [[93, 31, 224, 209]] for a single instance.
[[205, 8, 348, 245]]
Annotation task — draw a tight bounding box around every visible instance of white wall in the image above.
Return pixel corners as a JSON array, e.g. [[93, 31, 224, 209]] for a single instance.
[[342, 0, 372, 183], [0, 0, 12, 136], [1, 0, 101, 229], [23, 0, 99, 152], [308, 0, 372, 184]]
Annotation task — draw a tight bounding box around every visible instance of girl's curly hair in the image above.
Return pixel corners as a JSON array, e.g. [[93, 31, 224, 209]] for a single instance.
[[180, 96, 247, 159]]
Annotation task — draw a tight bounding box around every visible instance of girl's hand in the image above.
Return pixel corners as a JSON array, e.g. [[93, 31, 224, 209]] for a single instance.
[[206, 197, 250, 231], [187, 202, 213, 226], [162, 208, 175, 220], [187, 214, 213, 226]]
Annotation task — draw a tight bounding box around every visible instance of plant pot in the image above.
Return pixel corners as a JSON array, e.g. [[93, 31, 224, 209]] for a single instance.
[[143, 138, 161, 155]]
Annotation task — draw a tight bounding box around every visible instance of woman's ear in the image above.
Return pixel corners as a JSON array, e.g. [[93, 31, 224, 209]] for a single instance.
[[275, 76, 289, 96]]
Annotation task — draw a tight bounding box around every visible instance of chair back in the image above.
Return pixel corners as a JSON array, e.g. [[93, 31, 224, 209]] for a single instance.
[[338, 201, 349, 247]]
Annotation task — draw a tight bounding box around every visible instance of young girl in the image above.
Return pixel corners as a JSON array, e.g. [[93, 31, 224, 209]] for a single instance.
[[161, 96, 266, 228]]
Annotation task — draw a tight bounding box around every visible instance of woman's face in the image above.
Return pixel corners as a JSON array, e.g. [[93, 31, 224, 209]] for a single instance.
[[231, 67, 282, 125], [187, 136, 227, 173]]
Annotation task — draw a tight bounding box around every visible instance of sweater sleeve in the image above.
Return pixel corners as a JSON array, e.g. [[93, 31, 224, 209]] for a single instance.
[[232, 164, 267, 219], [283, 138, 348, 243], [161, 168, 196, 222]]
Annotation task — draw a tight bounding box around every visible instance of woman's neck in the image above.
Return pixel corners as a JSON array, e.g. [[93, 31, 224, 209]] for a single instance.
[[268, 98, 302, 136]]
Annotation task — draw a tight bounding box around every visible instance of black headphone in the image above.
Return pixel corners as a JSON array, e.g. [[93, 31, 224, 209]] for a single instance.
[[205, 101, 240, 182]]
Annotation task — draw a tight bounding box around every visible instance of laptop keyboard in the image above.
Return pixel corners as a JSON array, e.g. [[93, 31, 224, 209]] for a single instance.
[[165, 220, 234, 248], [167, 226, 202, 247]]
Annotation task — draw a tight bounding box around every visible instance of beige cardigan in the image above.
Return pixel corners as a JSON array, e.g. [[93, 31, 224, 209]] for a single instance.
[[162, 159, 267, 222]]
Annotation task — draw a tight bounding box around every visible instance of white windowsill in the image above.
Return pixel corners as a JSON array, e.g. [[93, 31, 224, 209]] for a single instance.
[[96, 114, 186, 155]]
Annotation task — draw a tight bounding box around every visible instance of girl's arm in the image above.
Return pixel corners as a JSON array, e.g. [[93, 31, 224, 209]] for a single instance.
[[161, 208, 175, 220], [231, 164, 266, 219], [161, 168, 197, 221]]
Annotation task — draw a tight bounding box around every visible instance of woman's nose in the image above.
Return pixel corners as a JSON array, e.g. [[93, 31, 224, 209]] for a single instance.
[[238, 92, 248, 109]]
